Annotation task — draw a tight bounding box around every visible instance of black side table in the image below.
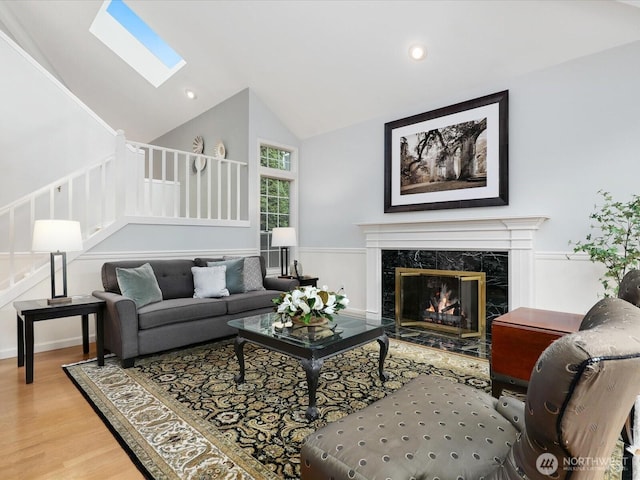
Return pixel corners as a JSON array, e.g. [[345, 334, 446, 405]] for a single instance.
[[279, 275, 319, 287], [14, 295, 105, 384], [298, 276, 319, 287]]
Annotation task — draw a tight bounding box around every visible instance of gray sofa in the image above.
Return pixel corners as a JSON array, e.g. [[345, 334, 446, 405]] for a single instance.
[[92, 257, 298, 367]]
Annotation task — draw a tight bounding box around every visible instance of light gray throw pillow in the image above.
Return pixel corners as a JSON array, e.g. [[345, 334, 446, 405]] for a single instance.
[[115, 263, 163, 308], [192, 265, 229, 298]]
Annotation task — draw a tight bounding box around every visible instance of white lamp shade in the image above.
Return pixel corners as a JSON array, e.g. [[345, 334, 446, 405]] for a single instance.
[[32, 220, 83, 252], [271, 227, 297, 247]]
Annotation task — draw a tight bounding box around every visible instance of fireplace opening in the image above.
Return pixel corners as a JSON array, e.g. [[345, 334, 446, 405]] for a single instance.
[[395, 267, 486, 338]]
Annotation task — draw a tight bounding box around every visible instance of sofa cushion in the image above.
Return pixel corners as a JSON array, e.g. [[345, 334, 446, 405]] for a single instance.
[[206, 258, 244, 294], [102, 259, 195, 300], [225, 289, 282, 314], [115, 263, 163, 308], [192, 266, 229, 298], [137, 298, 228, 330]]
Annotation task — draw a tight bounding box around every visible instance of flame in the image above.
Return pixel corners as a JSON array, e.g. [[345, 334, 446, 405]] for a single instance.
[[426, 284, 456, 312]]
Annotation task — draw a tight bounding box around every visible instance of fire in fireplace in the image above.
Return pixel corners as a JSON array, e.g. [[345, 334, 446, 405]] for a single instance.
[[395, 267, 486, 338]]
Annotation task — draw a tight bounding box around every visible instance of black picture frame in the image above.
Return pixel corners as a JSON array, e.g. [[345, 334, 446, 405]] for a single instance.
[[384, 90, 508, 212]]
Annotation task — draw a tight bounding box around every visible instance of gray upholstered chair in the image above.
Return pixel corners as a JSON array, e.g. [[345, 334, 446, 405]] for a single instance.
[[300, 297, 640, 479], [617, 268, 640, 471], [619, 269, 640, 307]]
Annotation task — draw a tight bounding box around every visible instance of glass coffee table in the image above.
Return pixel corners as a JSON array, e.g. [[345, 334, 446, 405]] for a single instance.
[[228, 313, 393, 421]]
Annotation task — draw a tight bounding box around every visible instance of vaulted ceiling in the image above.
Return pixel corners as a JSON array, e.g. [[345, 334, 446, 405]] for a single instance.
[[2, 0, 640, 143]]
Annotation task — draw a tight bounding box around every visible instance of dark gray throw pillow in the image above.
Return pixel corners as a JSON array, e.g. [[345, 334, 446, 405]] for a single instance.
[[115, 263, 163, 308], [207, 257, 244, 294], [223, 255, 265, 292]]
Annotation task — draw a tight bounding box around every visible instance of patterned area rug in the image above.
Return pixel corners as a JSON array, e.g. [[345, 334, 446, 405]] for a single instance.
[[63, 338, 621, 479]]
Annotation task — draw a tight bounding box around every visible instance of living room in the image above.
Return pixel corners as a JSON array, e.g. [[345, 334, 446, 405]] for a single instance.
[[2, 1, 640, 479]]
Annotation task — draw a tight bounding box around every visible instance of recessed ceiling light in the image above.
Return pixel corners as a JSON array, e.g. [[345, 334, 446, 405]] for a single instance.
[[185, 89, 197, 100], [409, 44, 427, 61]]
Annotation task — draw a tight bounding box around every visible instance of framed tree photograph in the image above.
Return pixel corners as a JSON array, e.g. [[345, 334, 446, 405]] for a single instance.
[[384, 90, 508, 212]]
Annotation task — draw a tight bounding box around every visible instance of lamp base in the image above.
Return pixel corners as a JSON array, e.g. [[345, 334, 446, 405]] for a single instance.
[[48, 296, 72, 305], [279, 247, 290, 277]]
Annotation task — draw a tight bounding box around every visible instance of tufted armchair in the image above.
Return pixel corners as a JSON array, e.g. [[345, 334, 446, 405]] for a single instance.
[[300, 297, 640, 480], [619, 269, 640, 307]]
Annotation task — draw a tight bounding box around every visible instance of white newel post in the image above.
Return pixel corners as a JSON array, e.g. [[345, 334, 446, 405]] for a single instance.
[[114, 130, 128, 217], [358, 216, 548, 320], [115, 131, 145, 217]]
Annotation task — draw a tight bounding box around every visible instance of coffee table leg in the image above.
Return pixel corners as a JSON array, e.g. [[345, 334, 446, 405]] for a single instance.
[[301, 358, 323, 421], [233, 335, 247, 383], [377, 334, 390, 382]]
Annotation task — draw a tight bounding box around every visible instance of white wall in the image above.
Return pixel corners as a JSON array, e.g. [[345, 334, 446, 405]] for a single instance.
[[0, 31, 116, 207], [298, 41, 640, 314]]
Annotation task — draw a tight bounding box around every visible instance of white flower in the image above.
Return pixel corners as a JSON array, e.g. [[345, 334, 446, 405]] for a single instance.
[[276, 295, 293, 313], [272, 285, 349, 323]]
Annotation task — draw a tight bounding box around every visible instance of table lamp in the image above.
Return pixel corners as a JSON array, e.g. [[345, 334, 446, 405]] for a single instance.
[[271, 227, 297, 277], [32, 219, 83, 304]]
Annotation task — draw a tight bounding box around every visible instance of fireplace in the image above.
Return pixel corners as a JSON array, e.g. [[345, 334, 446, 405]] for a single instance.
[[358, 216, 549, 337], [395, 267, 486, 338]]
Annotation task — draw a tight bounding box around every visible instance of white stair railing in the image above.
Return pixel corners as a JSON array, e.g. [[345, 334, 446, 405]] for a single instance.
[[0, 135, 249, 305], [0, 155, 116, 292], [125, 141, 248, 223]]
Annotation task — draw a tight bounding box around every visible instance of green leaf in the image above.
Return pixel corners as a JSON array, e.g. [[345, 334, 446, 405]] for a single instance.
[[571, 190, 640, 296]]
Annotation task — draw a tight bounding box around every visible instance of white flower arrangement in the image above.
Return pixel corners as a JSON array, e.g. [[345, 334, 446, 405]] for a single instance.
[[273, 285, 349, 324]]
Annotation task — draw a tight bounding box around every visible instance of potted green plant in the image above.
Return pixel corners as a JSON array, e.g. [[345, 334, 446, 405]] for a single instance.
[[570, 190, 640, 296]]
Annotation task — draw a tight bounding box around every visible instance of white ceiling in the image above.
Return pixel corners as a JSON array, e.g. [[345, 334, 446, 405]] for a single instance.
[[2, 0, 640, 143]]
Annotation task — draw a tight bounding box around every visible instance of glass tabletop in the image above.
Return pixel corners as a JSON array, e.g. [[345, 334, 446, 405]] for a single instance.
[[228, 312, 393, 348]]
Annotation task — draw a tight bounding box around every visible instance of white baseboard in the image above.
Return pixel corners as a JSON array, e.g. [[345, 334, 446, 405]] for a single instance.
[[0, 334, 93, 360]]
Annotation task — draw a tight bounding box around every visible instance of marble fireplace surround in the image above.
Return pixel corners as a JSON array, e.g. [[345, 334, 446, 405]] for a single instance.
[[358, 216, 548, 320]]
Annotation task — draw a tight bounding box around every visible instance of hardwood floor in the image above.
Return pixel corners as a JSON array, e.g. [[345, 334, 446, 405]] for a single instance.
[[0, 344, 143, 480]]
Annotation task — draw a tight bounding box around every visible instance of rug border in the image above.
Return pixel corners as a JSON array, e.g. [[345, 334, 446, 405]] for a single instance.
[[63, 365, 154, 480]]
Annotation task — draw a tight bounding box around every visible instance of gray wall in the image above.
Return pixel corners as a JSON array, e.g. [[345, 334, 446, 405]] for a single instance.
[[299, 41, 640, 251], [152, 89, 250, 169]]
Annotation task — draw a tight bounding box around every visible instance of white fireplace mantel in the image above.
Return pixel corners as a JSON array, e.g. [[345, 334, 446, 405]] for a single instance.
[[358, 216, 549, 319]]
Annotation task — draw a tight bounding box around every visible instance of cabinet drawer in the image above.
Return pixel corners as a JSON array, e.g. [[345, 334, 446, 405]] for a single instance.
[[491, 323, 564, 382]]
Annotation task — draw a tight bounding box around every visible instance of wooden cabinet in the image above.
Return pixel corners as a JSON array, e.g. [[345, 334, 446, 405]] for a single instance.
[[490, 307, 583, 397]]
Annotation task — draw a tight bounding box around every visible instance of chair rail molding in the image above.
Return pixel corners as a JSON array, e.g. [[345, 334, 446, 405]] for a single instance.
[[357, 216, 549, 319]]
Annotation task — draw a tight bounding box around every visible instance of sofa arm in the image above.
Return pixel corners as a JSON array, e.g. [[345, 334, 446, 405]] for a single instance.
[[264, 276, 300, 291], [92, 290, 139, 367]]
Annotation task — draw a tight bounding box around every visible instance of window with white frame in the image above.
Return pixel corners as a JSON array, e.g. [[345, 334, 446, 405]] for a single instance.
[[259, 143, 297, 271]]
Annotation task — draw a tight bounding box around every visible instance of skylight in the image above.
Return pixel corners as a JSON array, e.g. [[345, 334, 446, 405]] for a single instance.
[[90, 0, 186, 87]]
